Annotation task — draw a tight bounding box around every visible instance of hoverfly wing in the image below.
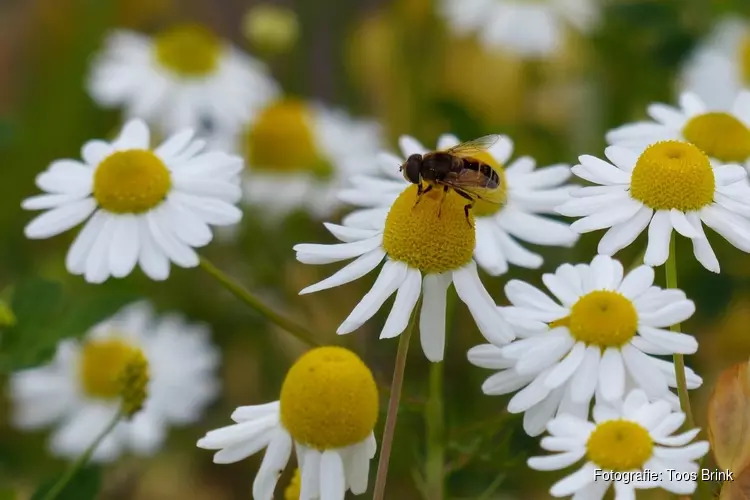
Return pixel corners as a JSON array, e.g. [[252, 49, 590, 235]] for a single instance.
[[441, 168, 504, 204], [443, 134, 501, 158]]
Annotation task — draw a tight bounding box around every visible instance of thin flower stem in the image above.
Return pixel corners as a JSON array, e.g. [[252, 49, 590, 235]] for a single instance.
[[665, 235, 695, 429], [40, 410, 123, 500], [198, 256, 319, 348], [373, 301, 420, 500]]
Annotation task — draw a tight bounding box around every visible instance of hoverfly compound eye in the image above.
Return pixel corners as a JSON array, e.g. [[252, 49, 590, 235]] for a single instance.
[[403, 155, 422, 184]]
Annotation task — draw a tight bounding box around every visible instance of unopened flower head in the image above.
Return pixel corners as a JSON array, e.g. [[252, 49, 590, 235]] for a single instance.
[[294, 174, 517, 362], [8, 302, 220, 462], [284, 469, 302, 500], [22, 119, 243, 283], [88, 25, 279, 134], [556, 140, 750, 273], [197, 346, 378, 500], [467, 254, 702, 436], [528, 389, 709, 498], [438, 0, 600, 58], [243, 4, 300, 54], [338, 133, 578, 277]]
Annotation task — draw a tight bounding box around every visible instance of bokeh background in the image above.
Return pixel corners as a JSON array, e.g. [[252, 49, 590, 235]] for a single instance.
[[2, 0, 750, 498]]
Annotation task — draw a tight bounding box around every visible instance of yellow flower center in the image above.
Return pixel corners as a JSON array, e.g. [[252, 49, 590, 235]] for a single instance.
[[280, 347, 378, 450], [243, 4, 300, 54], [93, 150, 172, 213], [682, 112, 750, 163], [78, 338, 140, 400], [154, 24, 222, 77], [284, 469, 302, 500], [465, 151, 508, 217], [629, 141, 715, 211], [551, 291, 638, 348], [586, 420, 654, 471], [245, 99, 333, 179], [382, 184, 475, 274], [741, 34, 750, 85]]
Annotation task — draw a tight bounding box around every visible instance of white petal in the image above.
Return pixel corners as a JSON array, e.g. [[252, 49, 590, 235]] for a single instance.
[[639, 300, 696, 327], [569, 200, 642, 233], [467, 344, 515, 369], [294, 236, 383, 265], [570, 346, 601, 404], [481, 369, 535, 396], [146, 209, 199, 268], [598, 348, 625, 401], [24, 198, 97, 239], [643, 210, 673, 267], [617, 265, 654, 299], [419, 273, 452, 362], [544, 342, 587, 389], [323, 223, 380, 243], [66, 210, 107, 274], [345, 441, 371, 495], [108, 214, 140, 278], [507, 368, 554, 413], [453, 262, 515, 343], [137, 217, 170, 280], [637, 326, 698, 354], [621, 344, 669, 398], [516, 333, 575, 375], [528, 449, 586, 471], [670, 209, 701, 238], [380, 268, 422, 339], [549, 462, 598, 497], [653, 441, 709, 461], [299, 249, 385, 295], [319, 450, 346, 500], [113, 119, 150, 149], [686, 211, 720, 273], [597, 205, 653, 255], [252, 429, 293, 500], [300, 448, 321, 499], [654, 428, 700, 446]]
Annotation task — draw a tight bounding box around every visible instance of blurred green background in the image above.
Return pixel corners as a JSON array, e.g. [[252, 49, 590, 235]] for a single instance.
[[2, 0, 750, 498]]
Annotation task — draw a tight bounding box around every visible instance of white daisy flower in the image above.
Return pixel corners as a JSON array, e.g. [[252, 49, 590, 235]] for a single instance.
[[22, 118, 243, 283], [338, 133, 578, 276], [439, 0, 600, 58], [210, 98, 383, 221], [680, 16, 750, 111], [467, 254, 702, 437], [88, 25, 279, 135], [556, 140, 750, 273], [293, 179, 518, 363], [528, 388, 709, 498], [198, 347, 378, 500], [8, 301, 220, 463], [607, 91, 750, 169]]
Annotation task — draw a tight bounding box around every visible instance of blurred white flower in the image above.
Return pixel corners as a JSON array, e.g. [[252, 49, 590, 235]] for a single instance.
[[88, 25, 279, 135], [528, 389, 709, 498], [210, 98, 383, 222], [680, 16, 750, 111], [439, 0, 599, 58], [468, 255, 702, 436], [22, 119, 243, 283], [340, 133, 578, 276], [9, 302, 220, 463]]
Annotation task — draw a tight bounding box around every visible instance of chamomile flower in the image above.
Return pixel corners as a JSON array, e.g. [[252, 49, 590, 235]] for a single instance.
[[294, 183, 516, 362], [22, 119, 243, 283], [88, 25, 279, 135], [439, 0, 600, 58], [467, 255, 702, 436], [197, 347, 378, 500], [8, 302, 219, 462], [339, 134, 578, 276], [211, 98, 383, 220], [607, 91, 750, 168], [556, 140, 750, 273], [528, 389, 709, 498], [680, 16, 750, 111]]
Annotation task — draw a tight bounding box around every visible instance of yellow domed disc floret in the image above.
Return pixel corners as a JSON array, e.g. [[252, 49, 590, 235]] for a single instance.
[[629, 141, 715, 212], [586, 420, 654, 471], [467, 151, 508, 217], [93, 150, 172, 214], [79, 338, 140, 400], [552, 291, 638, 348], [382, 184, 475, 274], [682, 112, 750, 163], [280, 346, 378, 450], [154, 24, 222, 77]]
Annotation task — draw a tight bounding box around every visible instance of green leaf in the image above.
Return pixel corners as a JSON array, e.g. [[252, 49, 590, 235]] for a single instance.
[[30, 466, 101, 500]]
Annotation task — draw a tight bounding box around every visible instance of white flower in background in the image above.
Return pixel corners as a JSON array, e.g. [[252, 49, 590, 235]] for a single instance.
[[528, 389, 709, 498], [339, 134, 578, 276], [439, 0, 600, 58], [198, 347, 378, 500], [22, 119, 243, 283], [680, 16, 750, 111], [88, 25, 279, 135], [211, 98, 383, 221], [293, 181, 518, 363], [9, 302, 220, 462], [556, 140, 750, 273], [607, 91, 750, 169], [467, 255, 702, 436]]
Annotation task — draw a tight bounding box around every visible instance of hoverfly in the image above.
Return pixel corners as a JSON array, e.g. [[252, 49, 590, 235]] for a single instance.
[[399, 135, 504, 227]]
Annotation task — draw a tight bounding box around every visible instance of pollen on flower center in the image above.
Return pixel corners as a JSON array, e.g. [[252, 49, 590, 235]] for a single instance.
[[93, 150, 172, 214], [682, 112, 750, 163], [467, 151, 508, 217], [154, 24, 222, 77], [78, 338, 139, 400], [245, 99, 332, 178], [382, 184, 476, 274], [586, 420, 654, 471], [552, 290, 638, 347], [280, 347, 378, 450], [629, 140, 715, 211]]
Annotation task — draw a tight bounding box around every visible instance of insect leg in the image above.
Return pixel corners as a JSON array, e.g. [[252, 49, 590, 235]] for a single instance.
[[413, 184, 433, 208], [437, 185, 450, 217], [453, 189, 476, 228]]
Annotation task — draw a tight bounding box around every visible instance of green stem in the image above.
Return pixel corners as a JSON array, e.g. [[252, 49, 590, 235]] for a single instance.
[[40, 411, 123, 500], [373, 301, 420, 500], [665, 236, 695, 430], [425, 361, 445, 500], [198, 257, 319, 348]]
